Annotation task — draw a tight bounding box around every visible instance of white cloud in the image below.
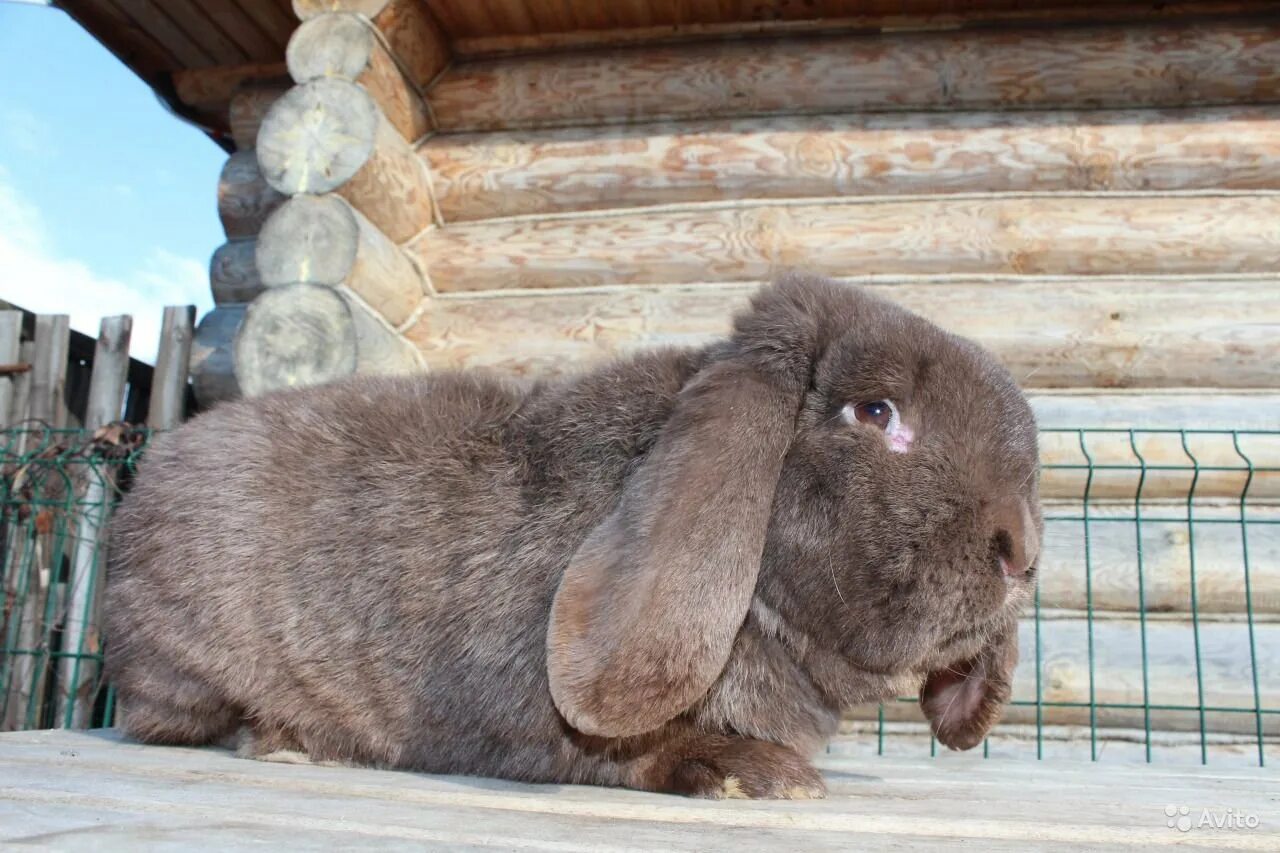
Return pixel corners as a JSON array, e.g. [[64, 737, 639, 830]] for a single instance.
[[0, 170, 210, 364]]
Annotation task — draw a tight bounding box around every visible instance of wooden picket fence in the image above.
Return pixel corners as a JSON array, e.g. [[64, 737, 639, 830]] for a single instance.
[[0, 306, 195, 730]]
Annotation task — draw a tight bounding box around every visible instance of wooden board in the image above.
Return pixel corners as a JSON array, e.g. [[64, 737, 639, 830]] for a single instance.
[[1, 729, 1276, 850], [408, 195, 1280, 291], [1037, 503, 1280, 614], [422, 107, 1280, 221], [859, 611, 1279, 737], [427, 19, 1280, 131], [400, 280, 1280, 389]]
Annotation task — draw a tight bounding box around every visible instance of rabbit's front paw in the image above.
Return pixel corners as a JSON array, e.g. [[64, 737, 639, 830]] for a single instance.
[[662, 737, 827, 800]]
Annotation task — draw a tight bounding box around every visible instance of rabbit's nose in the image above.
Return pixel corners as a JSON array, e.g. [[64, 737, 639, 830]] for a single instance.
[[992, 496, 1037, 578]]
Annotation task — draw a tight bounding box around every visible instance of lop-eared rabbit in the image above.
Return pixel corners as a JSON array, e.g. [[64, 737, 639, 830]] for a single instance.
[[107, 275, 1040, 798]]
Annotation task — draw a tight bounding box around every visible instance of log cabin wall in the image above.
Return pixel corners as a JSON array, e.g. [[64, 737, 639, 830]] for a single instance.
[[65, 1, 1280, 748]]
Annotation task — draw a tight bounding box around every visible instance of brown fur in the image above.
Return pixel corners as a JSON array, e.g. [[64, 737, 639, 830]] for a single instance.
[[105, 275, 1040, 798]]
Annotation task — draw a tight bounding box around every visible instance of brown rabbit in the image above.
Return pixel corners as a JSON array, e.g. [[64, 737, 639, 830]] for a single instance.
[[105, 274, 1040, 798]]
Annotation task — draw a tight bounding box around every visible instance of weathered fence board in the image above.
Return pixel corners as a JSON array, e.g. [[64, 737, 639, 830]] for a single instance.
[[58, 316, 131, 729], [0, 312, 22, 427], [148, 306, 195, 430]]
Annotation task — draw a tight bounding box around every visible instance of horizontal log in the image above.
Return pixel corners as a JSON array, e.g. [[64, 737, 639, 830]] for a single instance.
[[256, 194, 425, 326], [189, 306, 245, 407], [287, 12, 430, 142], [258, 78, 435, 243], [400, 280, 1280, 389], [218, 150, 285, 239], [448, 2, 1280, 58], [294, 0, 450, 92], [172, 61, 288, 111], [1038, 502, 1280, 614], [233, 283, 422, 397], [428, 19, 1280, 131], [409, 195, 1280, 290], [209, 239, 265, 305], [853, 613, 1280, 736], [229, 78, 292, 151], [422, 107, 1280, 221]]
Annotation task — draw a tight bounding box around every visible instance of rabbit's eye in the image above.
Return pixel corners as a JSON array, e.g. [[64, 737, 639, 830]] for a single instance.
[[843, 400, 913, 453], [849, 400, 896, 431]]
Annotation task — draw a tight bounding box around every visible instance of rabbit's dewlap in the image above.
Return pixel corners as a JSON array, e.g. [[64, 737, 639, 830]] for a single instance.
[[105, 274, 1040, 799]]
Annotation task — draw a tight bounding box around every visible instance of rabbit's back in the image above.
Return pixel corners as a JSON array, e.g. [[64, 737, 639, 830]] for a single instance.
[[106, 356, 698, 780]]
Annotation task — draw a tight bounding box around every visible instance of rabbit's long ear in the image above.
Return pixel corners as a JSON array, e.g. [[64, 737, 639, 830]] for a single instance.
[[920, 623, 1019, 750], [546, 280, 829, 739]]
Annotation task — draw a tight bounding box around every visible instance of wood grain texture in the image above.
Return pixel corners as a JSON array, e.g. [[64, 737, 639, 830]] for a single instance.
[[217, 150, 285, 239], [422, 107, 1280, 221], [172, 62, 288, 111], [428, 19, 1280, 131], [447, 1, 1280, 57], [228, 78, 291, 150], [859, 611, 1280, 736], [257, 78, 435, 243], [400, 280, 1280, 389], [58, 315, 132, 728], [293, 0, 390, 19], [1039, 427, 1280, 502], [210, 239, 265, 305], [147, 305, 195, 430], [6, 729, 1279, 849], [0, 312, 21, 428], [368, 0, 451, 92], [1037, 502, 1280, 614], [190, 306, 245, 407], [287, 12, 431, 141], [295, 2, 451, 88], [409, 195, 1280, 290], [256, 193, 425, 326], [234, 283, 421, 396]]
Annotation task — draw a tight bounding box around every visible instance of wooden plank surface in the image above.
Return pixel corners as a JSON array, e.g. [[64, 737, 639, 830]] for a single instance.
[[422, 107, 1280, 221], [858, 611, 1280, 737], [400, 280, 1280, 389], [1037, 502, 1280, 614], [409, 194, 1280, 291], [0, 729, 1275, 850], [427, 19, 1280, 131]]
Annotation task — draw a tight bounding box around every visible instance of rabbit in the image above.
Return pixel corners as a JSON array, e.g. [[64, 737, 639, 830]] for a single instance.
[[104, 273, 1041, 799]]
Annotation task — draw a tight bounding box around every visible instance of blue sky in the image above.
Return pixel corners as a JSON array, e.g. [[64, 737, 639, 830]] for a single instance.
[[0, 2, 222, 361]]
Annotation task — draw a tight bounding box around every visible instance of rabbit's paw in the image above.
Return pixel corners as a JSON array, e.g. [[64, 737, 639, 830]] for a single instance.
[[662, 737, 827, 800]]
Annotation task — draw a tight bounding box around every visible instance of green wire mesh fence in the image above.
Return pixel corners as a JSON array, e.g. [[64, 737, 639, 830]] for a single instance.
[[0, 424, 148, 732], [1, 425, 1276, 767]]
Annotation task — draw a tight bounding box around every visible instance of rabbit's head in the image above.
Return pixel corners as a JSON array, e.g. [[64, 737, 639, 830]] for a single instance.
[[548, 274, 1040, 751]]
